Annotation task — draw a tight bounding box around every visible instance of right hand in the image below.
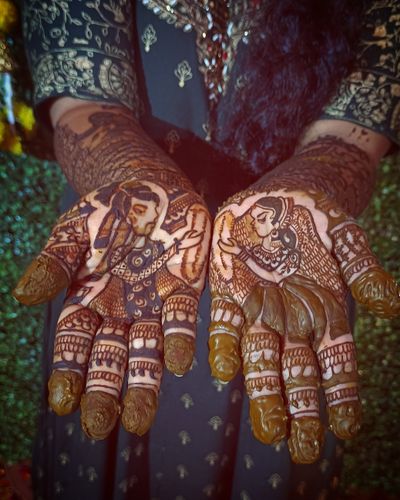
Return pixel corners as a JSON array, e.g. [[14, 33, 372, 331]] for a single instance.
[[14, 175, 211, 439]]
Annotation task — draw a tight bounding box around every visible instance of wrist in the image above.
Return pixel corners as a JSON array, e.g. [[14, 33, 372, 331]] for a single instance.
[[253, 135, 376, 217], [53, 101, 189, 195]]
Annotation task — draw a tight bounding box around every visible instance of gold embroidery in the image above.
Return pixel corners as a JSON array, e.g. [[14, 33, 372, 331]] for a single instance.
[[65, 422, 75, 436], [208, 415, 223, 430], [212, 378, 227, 392], [86, 466, 98, 482], [23, 0, 139, 112], [174, 60, 193, 87], [178, 430, 191, 445], [180, 392, 194, 408], [141, 0, 265, 105], [268, 473, 282, 489], [120, 445, 132, 462], [243, 454, 254, 470], [205, 452, 219, 466], [177, 464, 189, 478], [203, 484, 216, 497], [142, 24, 157, 52], [323, 0, 400, 143], [58, 452, 70, 466]]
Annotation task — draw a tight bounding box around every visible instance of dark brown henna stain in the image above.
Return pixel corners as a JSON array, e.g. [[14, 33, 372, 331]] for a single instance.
[[328, 400, 362, 439], [222, 136, 375, 218], [331, 222, 380, 285], [122, 387, 158, 436], [318, 342, 361, 439], [164, 334, 195, 376], [53, 307, 101, 374], [48, 370, 84, 416], [208, 334, 241, 382], [53, 105, 192, 196], [13, 254, 69, 305], [288, 418, 324, 464], [249, 395, 287, 445], [351, 268, 400, 319], [162, 290, 198, 375], [80, 391, 121, 440]]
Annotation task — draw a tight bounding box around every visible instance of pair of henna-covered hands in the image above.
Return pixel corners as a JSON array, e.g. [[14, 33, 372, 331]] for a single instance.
[[13, 104, 400, 464]]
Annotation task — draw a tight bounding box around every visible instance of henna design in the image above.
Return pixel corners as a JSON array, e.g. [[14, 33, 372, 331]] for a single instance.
[[122, 387, 158, 436], [331, 222, 380, 285], [222, 136, 375, 218], [208, 135, 399, 461], [282, 346, 319, 418], [288, 418, 325, 465], [162, 291, 198, 375], [317, 342, 361, 440], [318, 342, 358, 390], [13, 254, 69, 306], [351, 268, 400, 319], [209, 297, 244, 338], [80, 391, 121, 440], [127, 319, 163, 394], [86, 319, 130, 397], [53, 105, 192, 196], [14, 101, 211, 440], [48, 370, 84, 416], [53, 306, 101, 373]]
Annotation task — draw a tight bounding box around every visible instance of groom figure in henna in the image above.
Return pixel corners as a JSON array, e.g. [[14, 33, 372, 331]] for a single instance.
[[44, 176, 205, 438]]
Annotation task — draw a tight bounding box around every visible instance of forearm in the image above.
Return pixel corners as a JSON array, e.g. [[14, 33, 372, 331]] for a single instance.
[[52, 100, 189, 195], [253, 121, 390, 217]]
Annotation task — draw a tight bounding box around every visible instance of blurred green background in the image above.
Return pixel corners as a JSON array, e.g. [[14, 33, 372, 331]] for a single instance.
[[0, 151, 399, 496]]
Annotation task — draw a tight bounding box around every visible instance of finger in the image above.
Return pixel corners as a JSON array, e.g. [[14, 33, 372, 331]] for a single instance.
[[284, 274, 348, 346], [13, 254, 69, 306], [162, 288, 199, 376], [331, 221, 400, 318], [48, 303, 101, 416], [282, 275, 327, 346], [282, 340, 323, 464], [317, 332, 362, 440], [13, 202, 90, 305], [122, 318, 163, 436], [80, 318, 130, 440], [208, 296, 244, 382], [241, 285, 287, 445]]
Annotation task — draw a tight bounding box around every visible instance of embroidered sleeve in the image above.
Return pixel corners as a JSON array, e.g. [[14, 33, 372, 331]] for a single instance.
[[321, 0, 400, 145], [21, 0, 140, 116]]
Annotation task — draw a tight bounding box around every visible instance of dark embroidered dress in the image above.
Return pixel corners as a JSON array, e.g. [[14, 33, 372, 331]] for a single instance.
[[21, 1, 400, 499]]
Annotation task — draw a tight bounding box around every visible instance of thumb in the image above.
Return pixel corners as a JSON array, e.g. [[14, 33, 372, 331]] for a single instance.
[[13, 203, 90, 306], [331, 220, 400, 318], [13, 254, 69, 306]]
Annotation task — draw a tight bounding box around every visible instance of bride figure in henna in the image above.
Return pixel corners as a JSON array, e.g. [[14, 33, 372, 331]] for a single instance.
[[209, 188, 384, 463]]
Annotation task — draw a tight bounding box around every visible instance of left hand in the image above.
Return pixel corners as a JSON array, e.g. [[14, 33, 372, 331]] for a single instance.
[[208, 186, 399, 463], [14, 177, 211, 438]]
